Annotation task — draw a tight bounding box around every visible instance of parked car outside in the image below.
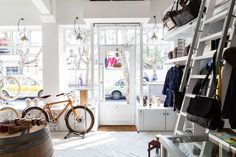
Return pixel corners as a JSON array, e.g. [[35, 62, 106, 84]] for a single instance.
[[0, 39, 10, 54], [105, 79, 148, 100], [1, 76, 43, 98]]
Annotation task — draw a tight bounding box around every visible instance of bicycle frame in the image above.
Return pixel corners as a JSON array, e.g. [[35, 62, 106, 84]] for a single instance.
[[43, 99, 74, 122]]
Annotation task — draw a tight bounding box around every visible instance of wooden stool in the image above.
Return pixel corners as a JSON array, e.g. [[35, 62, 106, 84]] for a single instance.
[[147, 140, 160, 157]]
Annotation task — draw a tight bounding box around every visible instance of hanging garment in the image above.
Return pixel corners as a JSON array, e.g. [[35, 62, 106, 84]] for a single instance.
[[222, 47, 236, 129], [162, 66, 183, 107], [222, 69, 236, 128]]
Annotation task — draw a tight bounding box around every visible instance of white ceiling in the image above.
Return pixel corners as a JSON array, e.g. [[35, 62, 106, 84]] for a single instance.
[[0, 0, 172, 26]]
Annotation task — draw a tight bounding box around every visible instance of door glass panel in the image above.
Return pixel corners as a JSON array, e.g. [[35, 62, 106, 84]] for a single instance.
[[104, 49, 130, 104]]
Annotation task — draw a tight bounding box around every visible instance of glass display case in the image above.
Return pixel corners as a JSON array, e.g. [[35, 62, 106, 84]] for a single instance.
[[159, 133, 236, 157]]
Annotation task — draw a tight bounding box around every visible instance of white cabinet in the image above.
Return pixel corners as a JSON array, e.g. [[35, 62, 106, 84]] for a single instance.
[[165, 109, 178, 131], [137, 107, 177, 131]]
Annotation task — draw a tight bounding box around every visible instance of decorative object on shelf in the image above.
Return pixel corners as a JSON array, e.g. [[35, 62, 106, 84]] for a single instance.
[[73, 16, 83, 41], [168, 51, 173, 59], [25, 97, 40, 107], [184, 44, 190, 56], [143, 96, 147, 107], [177, 39, 185, 57], [173, 47, 177, 58], [80, 89, 88, 106], [151, 15, 159, 40], [17, 17, 28, 42]]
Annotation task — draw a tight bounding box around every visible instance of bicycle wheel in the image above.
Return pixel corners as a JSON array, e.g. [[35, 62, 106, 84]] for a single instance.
[[65, 106, 94, 134], [21, 106, 49, 122], [0, 76, 21, 101], [0, 107, 19, 122]]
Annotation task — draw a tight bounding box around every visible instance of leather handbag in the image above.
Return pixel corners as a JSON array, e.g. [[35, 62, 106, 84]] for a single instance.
[[187, 95, 223, 130], [162, 1, 178, 30], [187, 52, 224, 130], [173, 0, 201, 27]]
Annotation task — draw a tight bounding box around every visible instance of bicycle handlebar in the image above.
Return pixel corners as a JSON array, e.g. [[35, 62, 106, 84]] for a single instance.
[[56, 93, 65, 97]]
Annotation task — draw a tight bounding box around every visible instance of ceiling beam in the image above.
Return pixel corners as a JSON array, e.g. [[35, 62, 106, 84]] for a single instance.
[[31, 0, 51, 14], [31, 0, 56, 23]]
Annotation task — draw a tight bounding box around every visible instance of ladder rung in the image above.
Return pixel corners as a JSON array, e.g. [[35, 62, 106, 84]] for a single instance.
[[204, 10, 228, 25], [200, 28, 231, 43], [181, 112, 187, 117], [176, 130, 193, 135], [200, 31, 223, 43], [194, 53, 214, 60], [215, 0, 230, 8], [190, 75, 209, 79], [185, 93, 196, 98]]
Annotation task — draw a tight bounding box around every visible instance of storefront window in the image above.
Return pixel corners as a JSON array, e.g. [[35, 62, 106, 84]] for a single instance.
[[0, 29, 42, 105], [143, 25, 174, 82], [64, 28, 92, 89]]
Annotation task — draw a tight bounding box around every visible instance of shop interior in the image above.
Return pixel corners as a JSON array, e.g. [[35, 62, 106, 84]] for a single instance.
[[0, 0, 236, 157]]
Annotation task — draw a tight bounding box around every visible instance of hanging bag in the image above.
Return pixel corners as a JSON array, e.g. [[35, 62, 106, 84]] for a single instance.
[[187, 52, 224, 130], [162, 0, 179, 30], [173, 0, 201, 27]]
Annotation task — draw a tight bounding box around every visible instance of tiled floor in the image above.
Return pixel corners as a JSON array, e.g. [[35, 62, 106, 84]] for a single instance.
[[51, 131, 173, 157]]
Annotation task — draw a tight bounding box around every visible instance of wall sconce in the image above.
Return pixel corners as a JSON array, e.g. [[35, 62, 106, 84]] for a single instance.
[[151, 16, 159, 41], [17, 18, 28, 42], [74, 16, 83, 41]]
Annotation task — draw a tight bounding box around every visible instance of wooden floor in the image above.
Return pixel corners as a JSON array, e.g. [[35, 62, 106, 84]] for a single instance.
[[98, 125, 137, 131]]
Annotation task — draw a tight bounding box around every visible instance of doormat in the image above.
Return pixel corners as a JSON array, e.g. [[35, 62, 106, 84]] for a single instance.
[[98, 125, 137, 132]]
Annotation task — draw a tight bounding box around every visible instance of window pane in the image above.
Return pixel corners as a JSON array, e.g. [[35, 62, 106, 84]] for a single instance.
[[105, 29, 116, 44], [118, 29, 135, 45], [30, 31, 42, 46]]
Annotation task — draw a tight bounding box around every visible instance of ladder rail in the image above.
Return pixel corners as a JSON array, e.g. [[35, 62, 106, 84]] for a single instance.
[[175, 0, 236, 138], [179, 0, 208, 92]]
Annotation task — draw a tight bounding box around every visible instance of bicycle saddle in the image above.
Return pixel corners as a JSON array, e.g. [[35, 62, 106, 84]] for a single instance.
[[39, 95, 51, 99]]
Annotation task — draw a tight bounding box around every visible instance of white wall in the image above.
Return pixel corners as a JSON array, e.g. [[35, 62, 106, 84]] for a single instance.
[[84, 1, 150, 19], [0, 0, 41, 26], [42, 23, 61, 97], [57, 0, 84, 25], [150, 0, 174, 23]]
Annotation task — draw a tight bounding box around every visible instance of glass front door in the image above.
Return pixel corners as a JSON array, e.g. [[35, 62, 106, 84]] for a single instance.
[[99, 45, 135, 125]]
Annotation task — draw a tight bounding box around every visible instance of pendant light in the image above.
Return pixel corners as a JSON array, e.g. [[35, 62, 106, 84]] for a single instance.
[[74, 16, 83, 41], [151, 16, 159, 41], [17, 17, 28, 42]]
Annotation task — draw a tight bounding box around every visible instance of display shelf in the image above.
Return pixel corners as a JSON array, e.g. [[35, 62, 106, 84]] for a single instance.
[[163, 19, 198, 41], [164, 56, 188, 64]]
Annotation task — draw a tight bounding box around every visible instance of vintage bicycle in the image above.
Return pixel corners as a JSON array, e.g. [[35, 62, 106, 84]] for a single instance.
[[0, 75, 21, 122], [0, 75, 21, 101], [21, 91, 95, 135]]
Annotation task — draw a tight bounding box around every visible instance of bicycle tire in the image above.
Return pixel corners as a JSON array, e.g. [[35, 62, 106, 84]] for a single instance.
[[0, 76, 21, 101], [0, 107, 19, 122], [65, 106, 94, 134], [21, 106, 49, 122]]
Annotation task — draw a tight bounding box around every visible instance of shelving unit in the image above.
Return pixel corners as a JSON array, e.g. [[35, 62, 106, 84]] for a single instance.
[[164, 56, 188, 64], [163, 19, 198, 41]]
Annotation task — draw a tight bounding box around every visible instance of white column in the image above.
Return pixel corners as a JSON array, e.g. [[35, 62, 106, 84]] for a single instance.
[[42, 23, 62, 97]]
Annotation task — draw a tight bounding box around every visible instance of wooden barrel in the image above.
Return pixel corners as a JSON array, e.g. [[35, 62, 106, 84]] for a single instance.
[[0, 126, 54, 157]]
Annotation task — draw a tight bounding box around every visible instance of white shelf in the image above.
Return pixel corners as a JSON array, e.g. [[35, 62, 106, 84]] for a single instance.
[[164, 56, 188, 64], [163, 19, 198, 41]]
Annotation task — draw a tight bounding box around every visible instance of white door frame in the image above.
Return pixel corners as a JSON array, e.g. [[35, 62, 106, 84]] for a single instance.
[[98, 44, 135, 125]]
